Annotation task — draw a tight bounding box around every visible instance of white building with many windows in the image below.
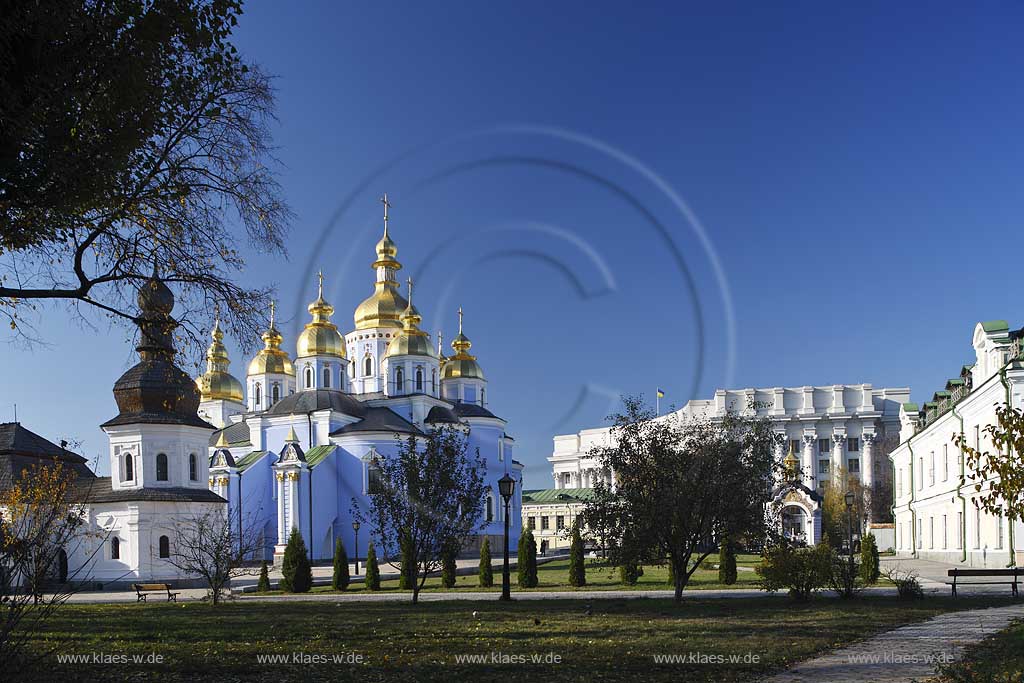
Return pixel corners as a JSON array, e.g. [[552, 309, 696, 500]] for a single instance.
[[891, 320, 1024, 568]]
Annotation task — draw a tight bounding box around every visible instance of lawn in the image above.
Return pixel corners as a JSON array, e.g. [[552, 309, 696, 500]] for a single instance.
[[935, 617, 1024, 682], [17, 596, 1008, 682]]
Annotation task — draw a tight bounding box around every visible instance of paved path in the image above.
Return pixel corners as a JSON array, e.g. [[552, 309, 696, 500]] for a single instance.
[[766, 603, 1024, 683]]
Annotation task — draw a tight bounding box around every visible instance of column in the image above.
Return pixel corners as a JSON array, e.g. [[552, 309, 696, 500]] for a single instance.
[[861, 433, 875, 488], [832, 433, 845, 483], [801, 433, 816, 487], [773, 434, 786, 485], [553, 471, 561, 490], [275, 472, 286, 544], [287, 471, 300, 535]]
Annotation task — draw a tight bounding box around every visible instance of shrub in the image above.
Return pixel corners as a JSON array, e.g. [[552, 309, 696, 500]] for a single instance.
[[256, 561, 270, 592], [280, 528, 312, 593], [441, 538, 458, 589], [885, 566, 924, 600], [332, 539, 350, 591], [568, 522, 586, 587], [718, 538, 737, 585], [756, 540, 831, 600], [517, 528, 538, 588], [478, 538, 493, 587], [620, 562, 640, 585], [364, 542, 380, 591], [859, 533, 880, 585], [828, 550, 863, 599], [398, 531, 416, 590]]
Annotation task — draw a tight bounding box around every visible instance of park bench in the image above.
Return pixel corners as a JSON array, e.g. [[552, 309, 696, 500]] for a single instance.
[[132, 583, 179, 603], [947, 568, 1022, 597]]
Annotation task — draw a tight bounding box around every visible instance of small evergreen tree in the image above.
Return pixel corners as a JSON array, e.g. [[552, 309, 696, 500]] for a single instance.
[[332, 538, 350, 591], [620, 562, 640, 585], [364, 542, 381, 591], [398, 531, 416, 590], [441, 538, 458, 589], [256, 560, 271, 592], [517, 528, 536, 588], [718, 537, 737, 585], [859, 533, 880, 585], [280, 528, 312, 593], [479, 538, 493, 587], [527, 530, 539, 587], [568, 521, 586, 587]]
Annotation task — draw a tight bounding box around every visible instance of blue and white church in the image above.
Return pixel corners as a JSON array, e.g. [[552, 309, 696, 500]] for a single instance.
[[199, 200, 524, 563]]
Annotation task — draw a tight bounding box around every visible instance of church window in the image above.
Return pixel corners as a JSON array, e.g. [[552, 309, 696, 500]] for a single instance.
[[156, 453, 168, 481], [272, 383, 280, 404], [395, 367, 404, 393], [486, 493, 494, 522], [123, 453, 133, 482], [189, 453, 198, 481], [323, 367, 331, 388], [364, 356, 373, 377], [111, 537, 120, 560], [254, 383, 262, 406], [415, 368, 423, 392], [305, 367, 312, 389], [367, 461, 384, 495], [431, 370, 437, 393], [159, 535, 170, 558], [481, 388, 485, 406]]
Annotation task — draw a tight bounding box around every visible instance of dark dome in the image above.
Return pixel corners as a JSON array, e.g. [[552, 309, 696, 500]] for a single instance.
[[137, 276, 174, 315]]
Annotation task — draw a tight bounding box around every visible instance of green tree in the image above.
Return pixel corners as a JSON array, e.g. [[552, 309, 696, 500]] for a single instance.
[[620, 562, 640, 585], [518, 528, 539, 588], [0, 0, 291, 353], [441, 538, 458, 589], [256, 561, 270, 592], [398, 531, 416, 590], [364, 542, 380, 591], [332, 539, 350, 591], [859, 533, 880, 585], [718, 537, 737, 585], [280, 528, 312, 593], [757, 540, 833, 601], [568, 521, 586, 587], [954, 403, 1024, 523], [479, 538, 494, 587]]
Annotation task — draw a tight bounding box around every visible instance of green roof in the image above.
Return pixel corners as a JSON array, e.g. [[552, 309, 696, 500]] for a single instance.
[[305, 445, 336, 468], [902, 402, 919, 412], [235, 450, 267, 473], [981, 320, 1009, 333], [522, 488, 595, 504]]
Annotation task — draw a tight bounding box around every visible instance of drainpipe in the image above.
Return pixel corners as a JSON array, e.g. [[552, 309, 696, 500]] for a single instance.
[[951, 402, 967, 563], [908, 439, 917, 558], [237, 469, 244, 557], [998, 366, 1016, 567]]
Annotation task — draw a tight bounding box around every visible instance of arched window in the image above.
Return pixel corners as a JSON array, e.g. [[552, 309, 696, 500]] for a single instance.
[[395, 367, 404, 393], [123, 454, 133, 481], [481, 388, 486, 406], [272, 383, 280, 404], [367, 461, 383, 495], [156, 453, 168, 481], [111, 537, 120, 560], [158, 535, 170, 558], [432, 369, 437, 394], [415, 368, 423, 392], [486, 493, 494, 523], [305, 367, 312, 389], [364, 356, 373, 377], [254, 383, 262, 406], [189, 453, 197, 481], [323, 367, 331, 388]]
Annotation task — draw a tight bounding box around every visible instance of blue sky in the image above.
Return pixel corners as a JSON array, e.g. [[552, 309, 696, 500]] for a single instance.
[[5, 1, 1023, 487]]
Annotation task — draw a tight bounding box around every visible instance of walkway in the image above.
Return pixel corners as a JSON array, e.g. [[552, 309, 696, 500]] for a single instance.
[[766, 603, 1024, 683]]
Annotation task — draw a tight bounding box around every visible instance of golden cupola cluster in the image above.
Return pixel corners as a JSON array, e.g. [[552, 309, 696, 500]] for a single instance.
[[197, 316, 245, 402], [441, 307, 485, 380], [248, 301, 295, 376], [384, 279, 437, 359], [354, 193, 408, 330], [296, 272, 345, 358]]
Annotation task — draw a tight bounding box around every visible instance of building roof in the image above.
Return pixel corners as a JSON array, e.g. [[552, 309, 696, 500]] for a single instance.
[[981, 319, 1009, 333], [451, 402, 501, 420], [304, 445, 336, 468], [264, 389, 366, 418], [0, 422, 96, 488], [71, 477, 226, 504], [208, 421, 252, 447], [235, 450, 268, 472], [522, 488, 596, 504], [425, 405, 462, 424], [330, 407, 422, 436]]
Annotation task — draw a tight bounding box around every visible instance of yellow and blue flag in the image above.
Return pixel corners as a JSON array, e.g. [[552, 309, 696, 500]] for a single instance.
[[656, 388, 665, 399]]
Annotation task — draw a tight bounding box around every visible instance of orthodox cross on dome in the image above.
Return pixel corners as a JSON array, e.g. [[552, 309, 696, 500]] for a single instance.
[[380, 193, 391, 231], [458, 306, 463, 333], [317, 270, 324, 298], [406, 277, 414, 305], [269, 300, 276, 327]]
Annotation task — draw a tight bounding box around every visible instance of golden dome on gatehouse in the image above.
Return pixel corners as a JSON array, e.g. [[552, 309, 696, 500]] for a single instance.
[[248, 301, 295, 376], [196, 316, 244, 402], [440, 307, 485, 380], [354, 193, 408, 330], [296, 272, 345, 358]]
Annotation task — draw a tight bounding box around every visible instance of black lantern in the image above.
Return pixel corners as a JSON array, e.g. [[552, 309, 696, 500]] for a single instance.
[[498, 474, 516, 601], [352, 520, 361, 575]]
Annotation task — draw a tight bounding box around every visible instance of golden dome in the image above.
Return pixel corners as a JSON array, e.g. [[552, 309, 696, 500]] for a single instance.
[[196, 318, 244, 402], [440, 307, 485, 380], [296, 272, 345, 358], [248, 302, 295, 376], [355, 196, 407, 330], [783, 444, 800, 481], [384, 280, 437, 359]]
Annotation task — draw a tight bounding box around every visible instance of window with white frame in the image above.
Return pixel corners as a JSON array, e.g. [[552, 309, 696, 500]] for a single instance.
[[996, 514, 1004, 549], [928, 452, 934, 486], [818, 438, 831, 454], [943, 444, 949, 481]]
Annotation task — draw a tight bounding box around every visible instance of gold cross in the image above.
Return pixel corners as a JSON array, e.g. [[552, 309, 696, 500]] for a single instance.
[[317, 270, 324, 298], [458, 306, 463, 333], [380, 193, 390, 227]]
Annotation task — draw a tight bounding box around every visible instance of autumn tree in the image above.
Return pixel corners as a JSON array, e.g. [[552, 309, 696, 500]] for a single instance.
[[954, 404, 1024, 522]]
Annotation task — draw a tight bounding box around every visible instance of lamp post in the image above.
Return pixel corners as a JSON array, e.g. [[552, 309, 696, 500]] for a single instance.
[[498, 474, 516, 602], [844, 492, 855, 577], [352, 520, 361, 576]]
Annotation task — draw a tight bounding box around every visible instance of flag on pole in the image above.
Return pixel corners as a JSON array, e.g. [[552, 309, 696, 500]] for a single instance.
[[656, 388, 665, 399]]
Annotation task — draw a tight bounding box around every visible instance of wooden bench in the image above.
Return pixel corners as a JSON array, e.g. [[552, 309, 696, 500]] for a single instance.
[[132, 583, 179, 603], [947, 568, 1022, 597]]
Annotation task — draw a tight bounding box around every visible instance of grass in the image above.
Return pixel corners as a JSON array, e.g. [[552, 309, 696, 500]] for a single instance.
[[17, 595, 1010, 682], [935, 617, 1024, 682]]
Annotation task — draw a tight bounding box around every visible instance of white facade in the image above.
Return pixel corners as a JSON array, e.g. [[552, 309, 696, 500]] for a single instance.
[[891, 320, 1024, 568]]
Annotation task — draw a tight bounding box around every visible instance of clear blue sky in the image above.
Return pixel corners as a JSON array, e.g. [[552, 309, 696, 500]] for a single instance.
[[5, 1, 1023, 487]]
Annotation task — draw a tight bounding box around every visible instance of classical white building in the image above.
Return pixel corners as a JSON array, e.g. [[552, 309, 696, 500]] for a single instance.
[[548, 384, 909, 546], [891, 320, 1024, 568]]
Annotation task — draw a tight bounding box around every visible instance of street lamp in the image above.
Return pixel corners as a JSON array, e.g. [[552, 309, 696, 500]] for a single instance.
[[498, 474, 516, 602], [352, 520, 361, 575], [844, 492, 855, 577]]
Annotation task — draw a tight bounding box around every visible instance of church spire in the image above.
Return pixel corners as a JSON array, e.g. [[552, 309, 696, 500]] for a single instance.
[[354, 192, 407, 330]]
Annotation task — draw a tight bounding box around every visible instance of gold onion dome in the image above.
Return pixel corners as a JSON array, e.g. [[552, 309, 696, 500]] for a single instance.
[[384, 279, 437, 358], [441, 307, 485, 380], [197, 316, 244, 402], [783, 444, 800, 480], [354, 194, 407, 330], [296, 272, 345, 358], [248, 301, 295, 376]]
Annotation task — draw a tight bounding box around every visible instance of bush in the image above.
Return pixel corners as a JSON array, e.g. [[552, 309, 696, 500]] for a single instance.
[[478, 538, 493, 587], [398, 531, 416, 590], [364, 542, 380, 591], [332, 539, 350, 591], [256, 561, 270, 592], [441, 538, 458, 589], [828, 551, 863, 599], [620, 562, 640, 585], [718, 538, 737, 585], [885, 567, 924, 600], [859, 533, 880, 585], [517, 528, 538, 588], [280, 528, 312, 593], [756, 541, 832, 600], [568, 522, 586, 587]]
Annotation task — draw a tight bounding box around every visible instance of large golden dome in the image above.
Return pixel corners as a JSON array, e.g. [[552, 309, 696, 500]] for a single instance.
[[196, 318, 244, 402], [248, 302, 295, 376], [385, 281, 437, 359], [440, 308, 485, 380], [354, 197, 408, 330], [296, 273, 345, 358]]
